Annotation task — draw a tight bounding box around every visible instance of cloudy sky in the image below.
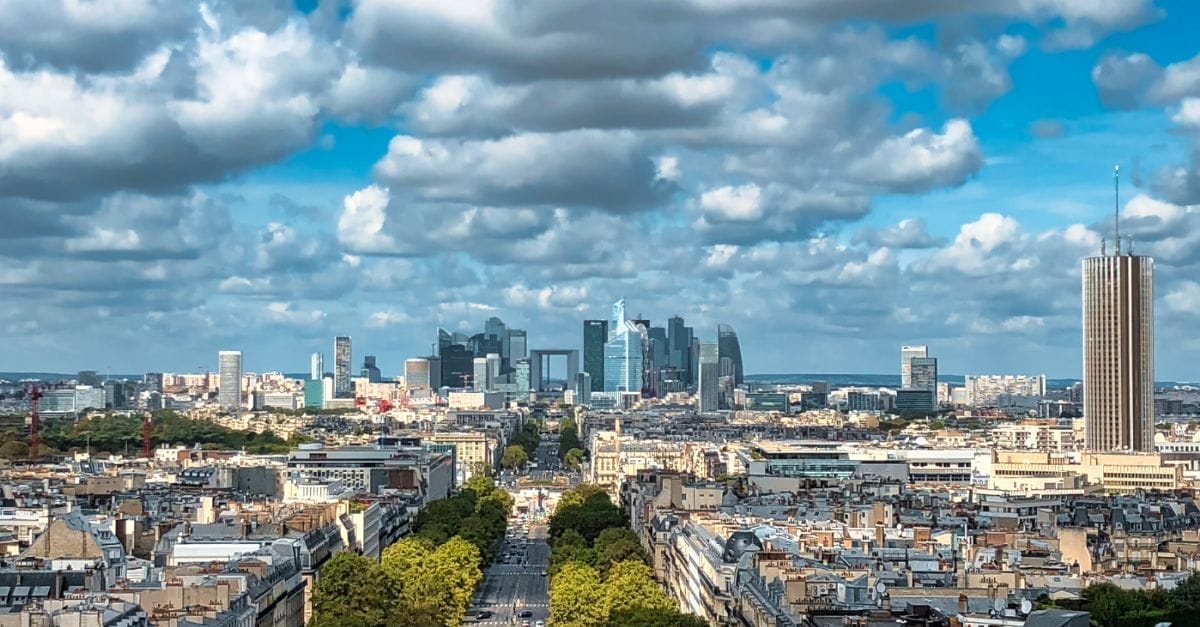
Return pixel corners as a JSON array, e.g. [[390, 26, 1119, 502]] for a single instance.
[[3, 0, 1200, 379]]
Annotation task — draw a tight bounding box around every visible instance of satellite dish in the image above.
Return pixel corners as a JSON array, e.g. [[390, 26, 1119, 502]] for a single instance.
[[1020, 599, 1033, 615], [875, 582, 887, 595], [994, 598, 1005, 614]]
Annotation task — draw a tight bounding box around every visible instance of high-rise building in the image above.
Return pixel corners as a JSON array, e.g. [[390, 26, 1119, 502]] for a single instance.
[[439, 344, 474, 388], [964, 375, 1047, 407], [334, 336, 352, 398], [648, 327, 668, 371], [716, 324, 744, 385], [506, 329, 528, 365], [143, 372, 163, 395], [484, 316, 506, 341], [473, 357, 488, 391], [583, 320, 608, 393], [900, 345, 928, 388], [77, 371, 102, 387], [486, 353, 501, 388], [698, 341, 720, 412], [218, 350, 242, 411], [361, 355, 382, 383], [603, 299, 644, 393], [1083, 252, 1154, 452], [405, 358, 431, 390], [514, 358, 531, 398], [310, 352, 323, 381], [909, 357, 938, 393]]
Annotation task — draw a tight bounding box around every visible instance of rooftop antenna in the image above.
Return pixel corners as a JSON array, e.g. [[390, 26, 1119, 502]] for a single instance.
[[1114, 164, 1121, 256]]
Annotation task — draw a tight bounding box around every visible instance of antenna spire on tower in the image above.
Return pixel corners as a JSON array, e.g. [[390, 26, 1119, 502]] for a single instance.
[[1114, 164, 1121, 256]]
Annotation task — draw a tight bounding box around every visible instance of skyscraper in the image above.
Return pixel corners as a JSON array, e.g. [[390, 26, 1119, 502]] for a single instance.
[[334, 336, 352, 398], [583, 319, 608, 392], [900, 345, 928, 388], [405, 358, 431, 390], [716, 324, 744, 385], [698, 341, 720, 412], [603, 299, 644, 393], [310, 352, 323, 381], [361, 355, 381, 383], [473, 357, 488, 391], [1083, 251, 1154, 451], [506, 329, 528, 365], [909, 357, 938, 393], [218, 350, 242, 411]]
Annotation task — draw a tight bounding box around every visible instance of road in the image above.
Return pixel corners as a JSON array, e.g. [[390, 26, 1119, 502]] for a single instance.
[[469, 520, 550, 626], [468, 436, 581, 625]]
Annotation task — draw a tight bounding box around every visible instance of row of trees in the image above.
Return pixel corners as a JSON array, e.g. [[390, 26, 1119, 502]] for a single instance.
[[557, 416, 585, 471], [0, 410, 310, 459], [547, 484, 705, 627], [311, 476, 513, 627], [1044, 575, 1200, 627], [511, 418, 542, 457]]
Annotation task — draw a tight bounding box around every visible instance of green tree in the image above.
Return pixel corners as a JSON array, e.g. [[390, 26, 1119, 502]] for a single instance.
[[563, 447, 584, 470], [501, 444, 529, 470], [549, 561, 608, 627], [605, 607, 708, 627], [0, 440, 29, 460], [603, 560, 675, 615], [311, 552, 399, 627], [557, 417, 583, 460]]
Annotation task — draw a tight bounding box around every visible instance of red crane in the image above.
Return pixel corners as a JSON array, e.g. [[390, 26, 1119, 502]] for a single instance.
[[29, 387, 41, 461], [142, 411, 153, 459]]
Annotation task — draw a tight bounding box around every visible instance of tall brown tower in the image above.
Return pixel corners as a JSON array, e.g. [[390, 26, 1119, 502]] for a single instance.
[[1082, 165, 1154, 452]]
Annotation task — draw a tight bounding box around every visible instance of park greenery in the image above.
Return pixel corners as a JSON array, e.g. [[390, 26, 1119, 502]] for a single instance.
[[501, 444, 529, 470], [510, 418, 542, 458], [1041, 574, 1200, 627], [0, 410, 310, 459], [310, 476, 512, 627], [557, 416, 583, 459], [547, 484, 706, 627]]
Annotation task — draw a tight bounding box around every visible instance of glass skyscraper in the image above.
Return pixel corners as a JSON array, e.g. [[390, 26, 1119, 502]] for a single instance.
[[583, 319, 608, 392], [603, 299, 644, 393], [716, 324, 744, 385], [334, 336, 352, 398]]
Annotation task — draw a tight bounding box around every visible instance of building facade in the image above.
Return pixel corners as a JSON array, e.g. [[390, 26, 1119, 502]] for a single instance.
[[1082, 254, 1154, 452], [218, 350, 242, 411], [900, 345, 927, 389], [583, 319, 608, 393], [333, 336, 352, 398]]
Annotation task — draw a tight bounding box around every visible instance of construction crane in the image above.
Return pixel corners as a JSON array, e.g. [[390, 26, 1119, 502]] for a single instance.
[[29, 387, 41, 461], [142, 411, 153, 459]]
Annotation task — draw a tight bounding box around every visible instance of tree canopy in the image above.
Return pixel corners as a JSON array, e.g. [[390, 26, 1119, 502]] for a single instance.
[[546, 483, 700, 626], [501, 444, 529, 469], [311, 552, 400, 627]]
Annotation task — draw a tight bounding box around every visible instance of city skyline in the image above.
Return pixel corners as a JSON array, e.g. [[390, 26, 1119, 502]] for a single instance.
[[3, 2, 1200, 379]]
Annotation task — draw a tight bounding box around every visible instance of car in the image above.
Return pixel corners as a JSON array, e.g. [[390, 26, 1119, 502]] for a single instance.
[[540, 570, 548, 576], [519, 610, 533, 618], [535, 621, 546, 627], [521, 622, 531, 627], [475, 610, 493, 619]]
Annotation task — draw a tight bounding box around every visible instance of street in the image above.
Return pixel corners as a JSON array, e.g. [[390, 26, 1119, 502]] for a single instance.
[[468, 438, 559, 626]]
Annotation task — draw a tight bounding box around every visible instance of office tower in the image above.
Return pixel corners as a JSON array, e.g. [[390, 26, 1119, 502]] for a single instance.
[[218, 350, 242, 411], [900, 345, 928, 388], [77, 371, 101, 387], [648, 327, 668, 371], [583, 319, 608, 392], [506, 329, 527, 364], [698, 341, 719, 412], [575, 372, 592, 405], [486, 353, 501, 388], [485, 316, 506, 341], [437, 328, 454, 356], [304, 380, 324, 409], [439, 344, 474, 388], [909, 357, 938, 393], [143, 372, 163, 395], [515, 358, 531, 394], [426, 356, 442, 392], [473, 357, 488, 391], [405, 358, 431, 390], [362, 355, 382, 383], [603, 299, 644, 393], [716, 324, 744, 385], [1083, 184, 1154, 451], [689, 337, 700, 388], [334, 336, 352, 398], [310, 352, 323, 380]]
